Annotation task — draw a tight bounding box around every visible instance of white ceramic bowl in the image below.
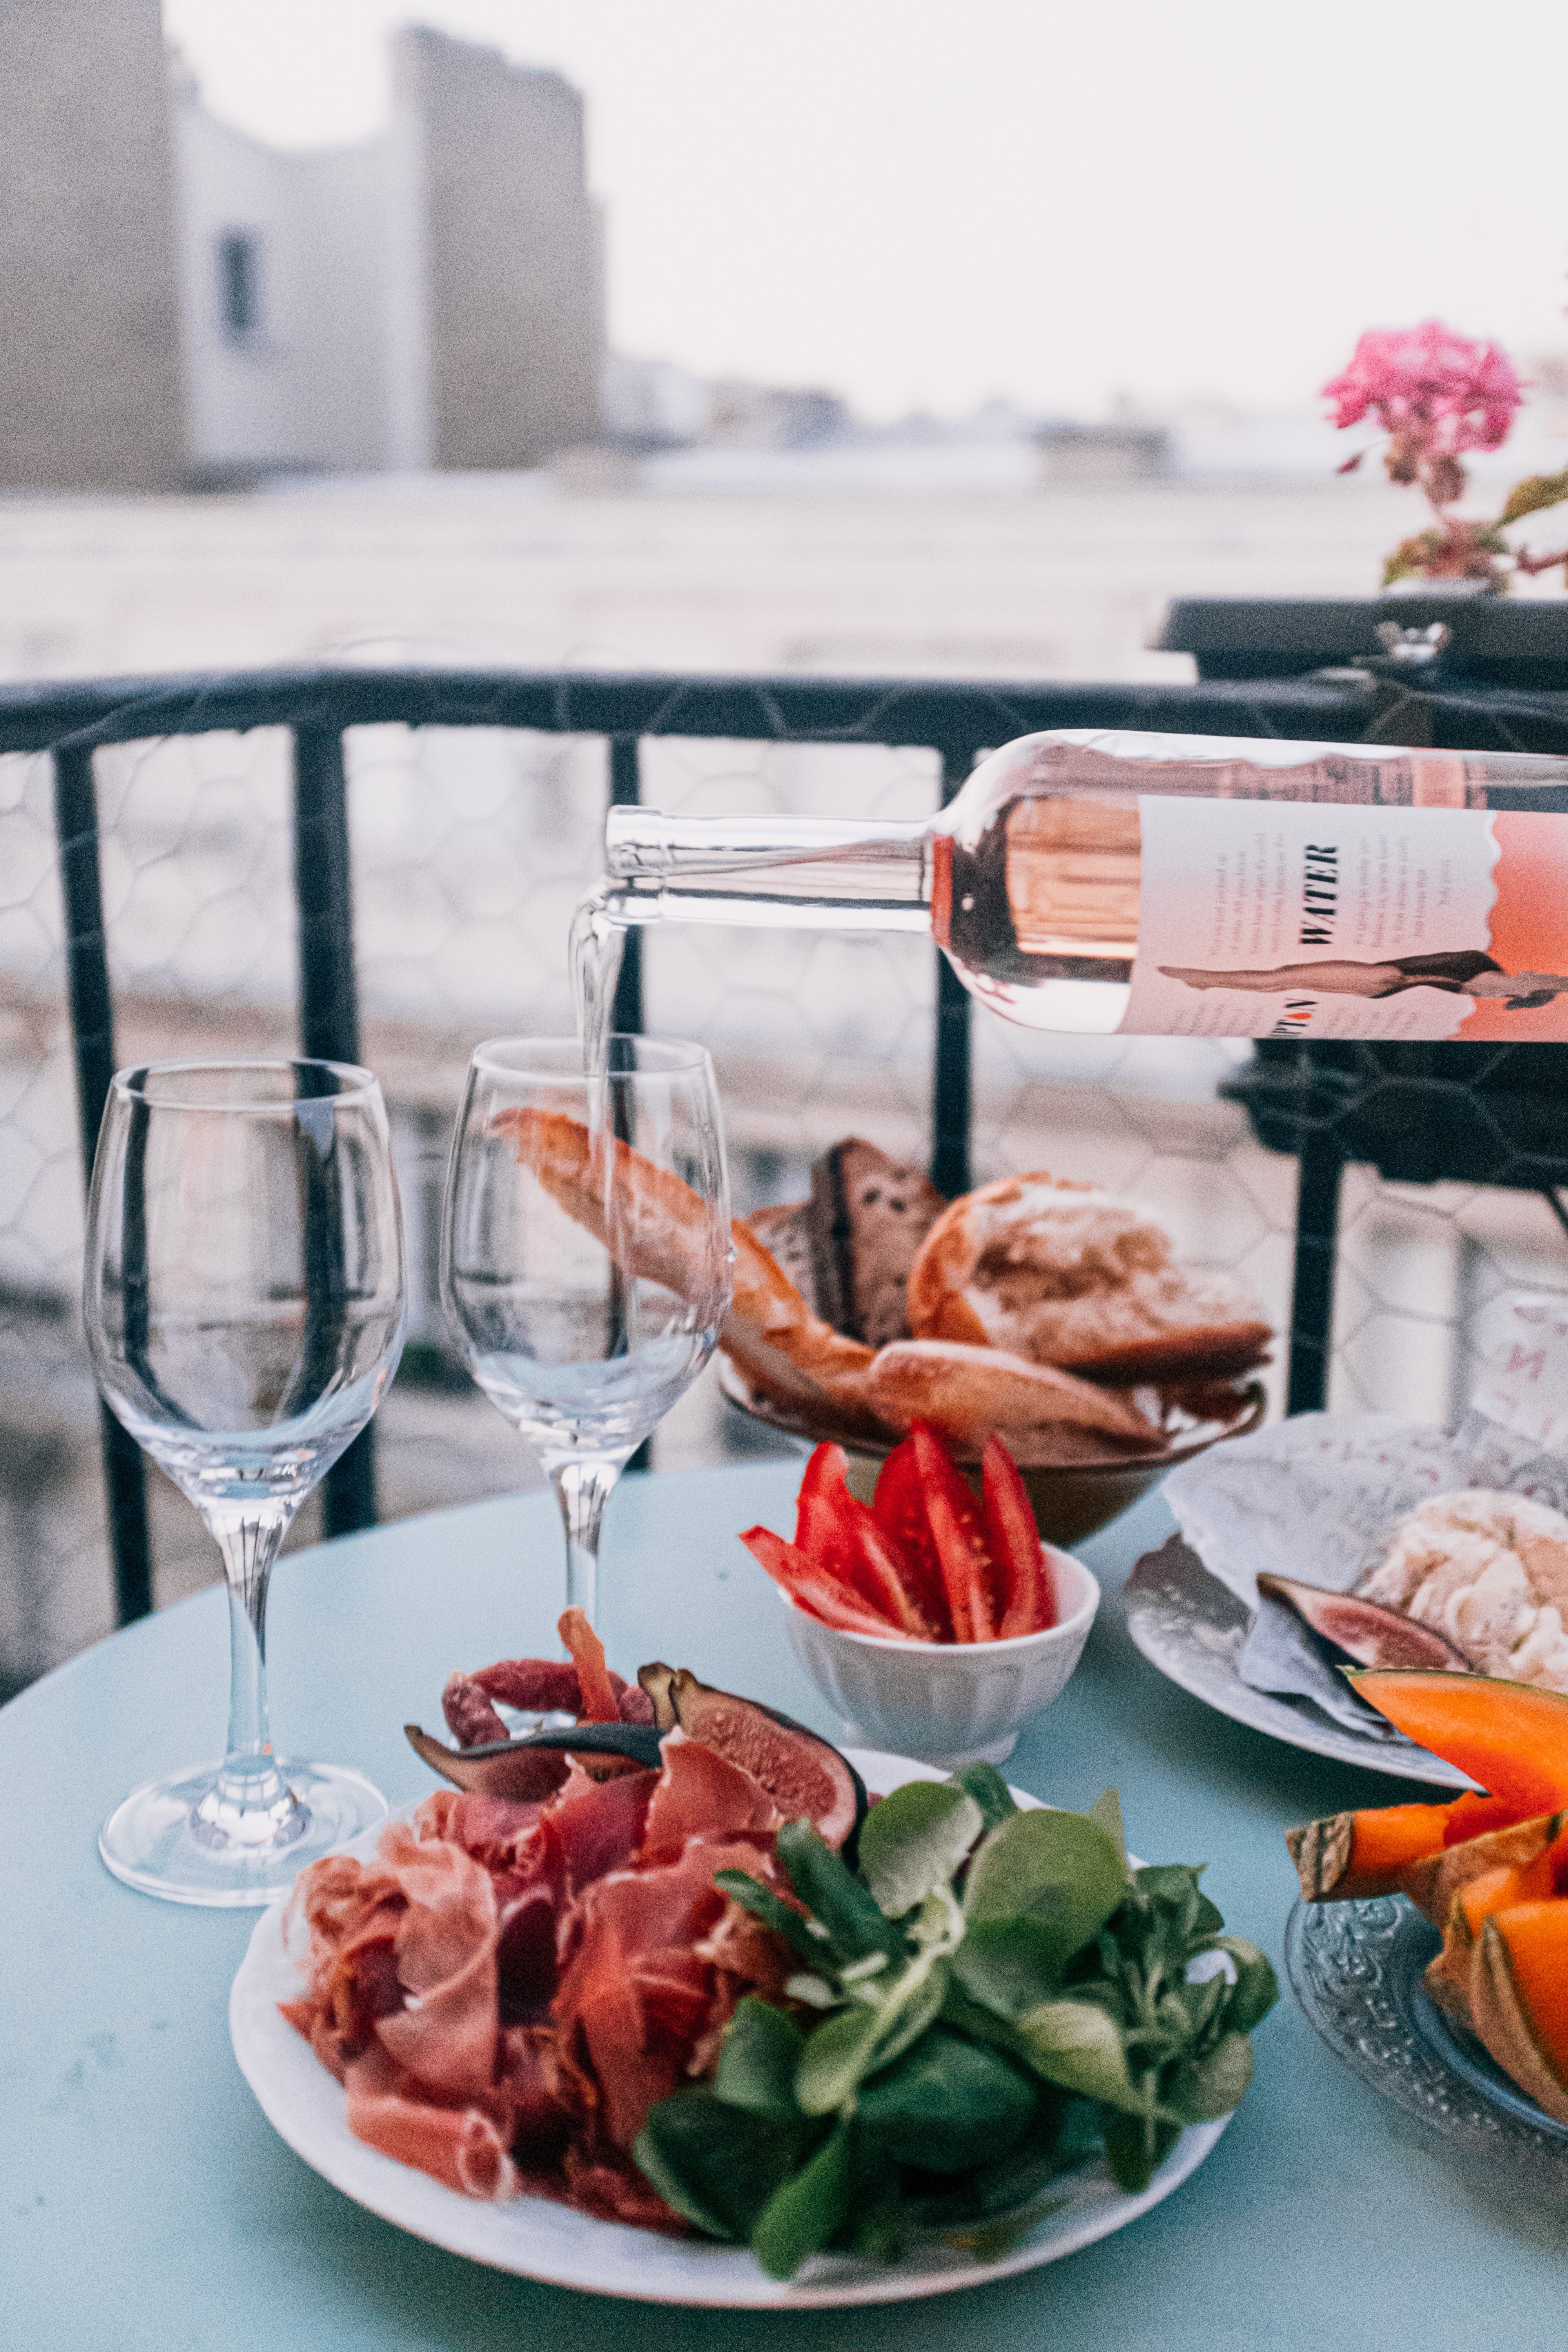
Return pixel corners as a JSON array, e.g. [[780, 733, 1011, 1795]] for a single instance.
[[779, 1545, 1101, 1769]]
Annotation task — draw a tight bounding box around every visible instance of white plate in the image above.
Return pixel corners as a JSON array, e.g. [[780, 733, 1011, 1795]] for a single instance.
[[230, 1748, 1229, 2307], [1123, 1537, 1470, 1789]]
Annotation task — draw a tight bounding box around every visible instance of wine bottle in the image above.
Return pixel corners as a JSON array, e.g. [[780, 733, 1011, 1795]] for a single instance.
[[602, 728, 1568, 1041]]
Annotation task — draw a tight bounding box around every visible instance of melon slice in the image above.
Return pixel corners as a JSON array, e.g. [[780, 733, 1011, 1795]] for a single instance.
[[1470, 1902, 1568, 2127], [1350, 1671, 1568, 1839], [1286, 1802, 1454, 1902]]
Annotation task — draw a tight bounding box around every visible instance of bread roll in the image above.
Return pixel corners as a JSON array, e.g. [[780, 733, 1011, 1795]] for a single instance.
[[907, 1171, 1271, 1384]]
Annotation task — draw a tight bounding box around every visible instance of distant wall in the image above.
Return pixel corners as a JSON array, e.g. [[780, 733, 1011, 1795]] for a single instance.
[[174, 91, 388, 477], [0, 0, 186, 490], [395, 29, 603, 470]]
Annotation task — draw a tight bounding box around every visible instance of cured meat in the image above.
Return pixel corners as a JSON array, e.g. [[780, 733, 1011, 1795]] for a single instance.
[[281, 1726, 795, 2222], [342, 2042, 519, 2203], [461, 1656, 657, 1732]]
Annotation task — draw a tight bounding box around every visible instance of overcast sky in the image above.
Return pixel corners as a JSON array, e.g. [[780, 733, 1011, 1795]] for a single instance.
[[163, 0, 1568, 421]]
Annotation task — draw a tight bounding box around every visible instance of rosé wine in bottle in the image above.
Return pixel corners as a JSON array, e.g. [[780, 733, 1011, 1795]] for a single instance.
[[600, 729, 1568, 1043]]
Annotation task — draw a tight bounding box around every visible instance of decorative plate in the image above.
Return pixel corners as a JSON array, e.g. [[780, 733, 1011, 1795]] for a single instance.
[[230, 1749, 1228, 2308], [1285, 1894, 1568, 2187], [1122, 1535, 1470, 1789]]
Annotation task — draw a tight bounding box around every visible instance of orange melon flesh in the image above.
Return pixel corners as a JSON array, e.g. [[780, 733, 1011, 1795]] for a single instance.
[[1491, 1904, 1568, 2061], [1350, 1803, 1456, 1887], [1351, 1672, 1568, 1828], [1456, 1860, 1562, 1939]]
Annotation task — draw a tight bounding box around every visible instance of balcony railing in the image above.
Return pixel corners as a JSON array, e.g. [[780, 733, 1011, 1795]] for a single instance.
[[12, 658, 1568, 1637]]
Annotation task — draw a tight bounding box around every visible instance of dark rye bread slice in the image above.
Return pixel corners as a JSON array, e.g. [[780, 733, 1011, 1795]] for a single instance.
[[808, 1138, 947, 1350], [745, 1199, 817, 1311]]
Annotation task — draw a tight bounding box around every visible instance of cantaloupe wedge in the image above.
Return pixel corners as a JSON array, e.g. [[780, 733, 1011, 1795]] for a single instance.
[[1470, 1902, 1568, 2127], [1421, 1818, 1567, 2027], [1286, 1802, 1455, 1902], [1286, 1673, 1568, 1906], [1350, 1673, 1568, 1840]]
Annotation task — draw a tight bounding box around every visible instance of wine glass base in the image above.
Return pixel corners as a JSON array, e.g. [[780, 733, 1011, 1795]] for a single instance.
[[98, 1757, 389, 1907]]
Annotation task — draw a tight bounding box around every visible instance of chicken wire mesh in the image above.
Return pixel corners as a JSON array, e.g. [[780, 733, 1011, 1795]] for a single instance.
[[4, 715, 1568, 1694]]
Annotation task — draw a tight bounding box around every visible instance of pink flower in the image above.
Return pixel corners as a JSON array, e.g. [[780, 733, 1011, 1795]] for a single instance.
[[1323, 321, 1523, 456]]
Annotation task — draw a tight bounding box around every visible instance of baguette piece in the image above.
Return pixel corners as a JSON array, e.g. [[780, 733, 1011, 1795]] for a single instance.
[[863, 1338, 1158, 1455], [908, 1171, 1271, 1385]]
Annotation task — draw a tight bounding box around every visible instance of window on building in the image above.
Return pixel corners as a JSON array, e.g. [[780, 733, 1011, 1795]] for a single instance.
[[216, 232, 260, 343]]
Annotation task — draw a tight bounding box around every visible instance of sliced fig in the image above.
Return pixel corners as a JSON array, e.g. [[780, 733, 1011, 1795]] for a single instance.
[[1256, 1573, 1472, 1672], [638, 1661, 679, 1733], [405, 1720, 662, 1801], [641, 1663, 867, 1853]]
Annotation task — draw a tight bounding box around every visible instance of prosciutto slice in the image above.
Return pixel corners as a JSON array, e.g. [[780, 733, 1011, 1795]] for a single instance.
[[281, 1722, 795, 2226]]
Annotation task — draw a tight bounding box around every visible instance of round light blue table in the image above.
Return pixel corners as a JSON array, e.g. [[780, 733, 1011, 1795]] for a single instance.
[[6, 1464, 1568, 2350]]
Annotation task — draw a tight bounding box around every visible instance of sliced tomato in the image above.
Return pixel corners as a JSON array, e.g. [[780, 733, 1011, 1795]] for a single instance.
[[871, 1435, 956, 1641], [982, 1437, 1054, 1637], [739, 1525, 913, 1639], [793, 1443, 937, 1638]]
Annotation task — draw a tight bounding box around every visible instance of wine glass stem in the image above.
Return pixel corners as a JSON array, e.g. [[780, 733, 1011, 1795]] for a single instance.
[[549, 1457, 625, 1627], [207, 1504, 292, 1806]]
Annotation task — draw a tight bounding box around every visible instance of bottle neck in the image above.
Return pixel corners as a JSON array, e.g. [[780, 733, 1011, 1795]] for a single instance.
[[603, 808, 934, 932]]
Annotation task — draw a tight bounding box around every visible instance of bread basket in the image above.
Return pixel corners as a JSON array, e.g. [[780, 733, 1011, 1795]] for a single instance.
[[716, 1357, 1267, 1546]]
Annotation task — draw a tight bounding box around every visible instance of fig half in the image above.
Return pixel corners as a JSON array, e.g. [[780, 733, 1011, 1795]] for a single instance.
[[1256, 1573, 1472, 1673], [639, 1661, 867, 1853]]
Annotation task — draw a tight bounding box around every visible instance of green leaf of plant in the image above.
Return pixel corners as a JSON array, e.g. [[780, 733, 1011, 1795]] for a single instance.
[[1162, 2031, 1254, 2123], [1103, 2110, 1180, 2195], [715, 1996, 808, 2118], [857, 1781, 984, 1918], [633, 2090, 815, 2242], [1208, 1937, 1279, 2036], [856, 2027, 1038, 2172], [1500, 466, 1568, 525], [750, 2117, 852, 2280], [1011, 1997, 1140, 2110], [949, 1760, 1018, 1829], [776, 1820, 903, 1960], [951, 1914, 1069, 2017], [964, 1809, 1127, 1967], [711, 1868, 820, 1961], [793, 2003, 884, 2116], [794, 1958, 950, 2114], [1087, 1788, 1129, 1870]]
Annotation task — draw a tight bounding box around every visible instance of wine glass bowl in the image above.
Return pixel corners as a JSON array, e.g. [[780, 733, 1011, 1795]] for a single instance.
[[440, 1036, 731, 1625], [85, 1059, 407, 1904]]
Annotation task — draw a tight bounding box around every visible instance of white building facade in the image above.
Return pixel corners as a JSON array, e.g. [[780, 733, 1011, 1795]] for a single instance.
[[1, 9, 604, 489]]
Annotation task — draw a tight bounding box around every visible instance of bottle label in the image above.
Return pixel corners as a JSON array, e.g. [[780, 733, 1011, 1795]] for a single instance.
[[1121, 797, 1568, 1039]]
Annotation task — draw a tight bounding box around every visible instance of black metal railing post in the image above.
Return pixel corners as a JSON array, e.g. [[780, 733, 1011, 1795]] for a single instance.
[[1286, 1132, 1345, 1414], [291, 726, 377, 1537], [930, 747, 975, 1199], [608, 735, 644, 1037], [51, 744, 153, 1624]]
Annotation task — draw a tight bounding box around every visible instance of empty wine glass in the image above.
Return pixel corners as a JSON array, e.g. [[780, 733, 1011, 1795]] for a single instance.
[[439, 1036, 731, 1628], [84, 1059, 406, 1905]]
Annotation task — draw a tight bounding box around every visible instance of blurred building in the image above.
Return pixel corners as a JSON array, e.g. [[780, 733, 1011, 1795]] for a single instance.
[[0, 6, 604, 488]]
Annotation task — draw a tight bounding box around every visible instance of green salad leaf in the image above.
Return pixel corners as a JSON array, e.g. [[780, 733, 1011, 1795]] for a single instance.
[[635, 1779, 1278, 2278]]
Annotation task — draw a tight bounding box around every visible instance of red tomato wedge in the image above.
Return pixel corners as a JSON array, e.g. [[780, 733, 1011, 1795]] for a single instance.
[[738, 1525, 915, 1640], [793, 1445, 937, 1638], [740, 1426, 1053, 1645], [904, 1426, 1000, 1641], [981, 1438, 1055, 1638], [870, 1439, 956, 1641]]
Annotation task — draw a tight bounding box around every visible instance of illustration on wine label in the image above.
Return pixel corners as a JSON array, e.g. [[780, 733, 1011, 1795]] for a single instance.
[[1122, 797, 1568, 1040]]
